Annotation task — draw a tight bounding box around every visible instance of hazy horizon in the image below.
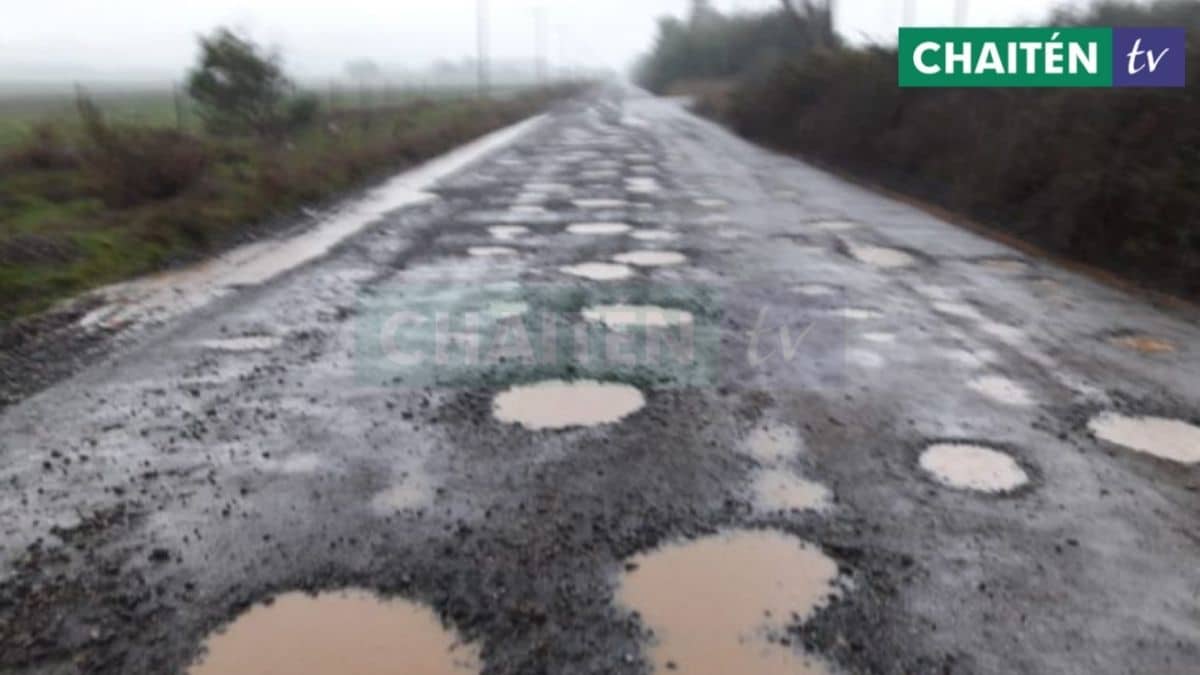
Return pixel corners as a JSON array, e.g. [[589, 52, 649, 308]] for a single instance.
[[0, 0, 1085, 88]]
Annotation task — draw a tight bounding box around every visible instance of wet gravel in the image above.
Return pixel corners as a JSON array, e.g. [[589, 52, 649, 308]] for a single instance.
[[2, 87, 1200, 675]]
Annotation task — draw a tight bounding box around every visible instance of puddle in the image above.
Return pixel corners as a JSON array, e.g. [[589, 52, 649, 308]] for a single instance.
[[980, 321, 1026, 344], [582, 305, 694, 329], [371, 482, 430, 514], [694, 198, 729, 208], [793, 284, 837, 297], [944, 348, 991, 369], [560, 262, 635, 281], [613, 251, 687, 267], [574, 198, 627, 209], [862, 332, 895, 344], [188, 590, 479, 675], [1088, 413, 1200, 464], [753, 470, 832, 512], [488, 226, 530, 240], [492, 379, 645, 430], [509, 205, 547, 215], [968, 375, 1035, 407], [617, 530, 838, 675], [846, 349, 885, 369], [844, 242, 916, 269], [525, 182, 570, 192], [1111, 335, 1175, 354], [833, 308, 882, 321], [808, 220, 859, 232], [919, 443, 1029, 493], [746, 423, 802, 463], [933, 301, 985, 321], [567, 222, 632, 236], [197, 336, 282, 352], [631, 229, 679, 241], [487, 301, 529, 319], [467, 246, 519, 257]]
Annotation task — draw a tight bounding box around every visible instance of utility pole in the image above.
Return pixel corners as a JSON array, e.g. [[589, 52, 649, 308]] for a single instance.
[[954, 0, 969, 26], [476, 0, 489, 98]]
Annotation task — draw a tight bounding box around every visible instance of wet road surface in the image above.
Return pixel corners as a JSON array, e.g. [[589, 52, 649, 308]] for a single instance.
[[2, 88, 1200, 674]]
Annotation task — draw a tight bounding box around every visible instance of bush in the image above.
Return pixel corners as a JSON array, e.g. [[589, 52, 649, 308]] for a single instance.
[[186, 28, 294, 136], [1, 123, 79, 172], [77, 97, 210, 207]]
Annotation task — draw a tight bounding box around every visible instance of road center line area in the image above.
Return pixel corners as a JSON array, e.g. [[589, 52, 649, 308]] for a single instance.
[[3, 88, 1200, 675]]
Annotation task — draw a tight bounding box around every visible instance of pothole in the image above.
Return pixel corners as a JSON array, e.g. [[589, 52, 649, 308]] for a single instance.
[[488, 226, 530, 240], [370, 482, 430, 514], [613, 251, 688, 267], [487, 301, 530, 319], [187, 590, 479, 675], [567, 222, 632, 236], [524, 182, 570, 193], [833, 308, 882, 321], [275, 453, 322, 475], [581, 305, 694, 329], [933, 301, 985, 321], [631, 229, 679, 241], [919, 443, 1029, 493], [1110, 334, 1175, 354], [492, 379, 646, 430], [197, 336, 282, 352], [753, 470, 832, 512], [980, 321, 1026, 344], [467, 246, 518, 257], [794, 284, 838, 297], [808, 220, 859, 232], [618, 530, 838, 675], [559, 262, 635, 281], [746, 423, 802, 462], [846, 349, 885, 369], [862, 332, 896, 344], [1087, 413, 1200, 464], [694, 198, 729, 208], [844, 242, 917, 269], [967, 375, 1035, 407]]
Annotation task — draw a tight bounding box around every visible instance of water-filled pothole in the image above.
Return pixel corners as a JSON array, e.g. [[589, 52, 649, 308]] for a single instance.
[[833, 308, 882, 321], [631, 229, 679, 241], [187, 590, 479, 675], [753, 470, 832, 512], [467, 246, 518, 257], [968, 375, 1035, 407], [488, 225, 529, 240], [618, 530, 838, 675], [1088, 413, 1200, 464], [979, 258, 1030, 273], [560, 262, 635, 281], [1110, 334, 1175, 354], [492, 379, 646, 430], [844, 242, 916, 269], [746, 423, 803, 463], [694, 198, 729, 208], [581, 305, 694, 329], [808, 220, 859, 232], [613, 251, 687, 267], [574, 198, 627, 209], [919, 443, 1029, 493], [567, 222, 632, 236]]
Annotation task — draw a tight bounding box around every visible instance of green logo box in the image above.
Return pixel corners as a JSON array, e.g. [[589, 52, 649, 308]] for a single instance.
[[899, 27, 1114, 87]]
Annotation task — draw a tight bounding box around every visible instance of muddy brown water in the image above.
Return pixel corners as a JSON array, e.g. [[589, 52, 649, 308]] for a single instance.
[[559, 262, 635, 281], [567, 222, 633, 236], [746, 423, 803, 463], [1088, 413, 1200, 464], [967, 375, 1035, 407], [581, 304, 694, 330], [1111, 335, 1175, 354], [753, 470, 832, 512], [492, 379, 646, 430], [618, 530, 838, 675], [918, 443, 1029, 493], [188, 590, 479, 675], [612, 251, 688, 267]]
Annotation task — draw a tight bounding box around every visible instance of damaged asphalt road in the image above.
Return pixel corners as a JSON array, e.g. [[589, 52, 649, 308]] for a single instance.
[[2, 88, 1199, 674]]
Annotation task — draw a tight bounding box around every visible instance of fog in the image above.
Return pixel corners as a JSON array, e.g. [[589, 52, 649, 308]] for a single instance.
[[0, 0, 1083, 85]]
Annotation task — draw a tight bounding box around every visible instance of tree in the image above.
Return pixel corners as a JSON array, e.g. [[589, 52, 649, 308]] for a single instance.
[[186, 28, 294, 135]]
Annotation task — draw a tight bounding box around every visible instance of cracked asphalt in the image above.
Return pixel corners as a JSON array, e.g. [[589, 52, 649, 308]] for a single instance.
[[2, 87, 1199, 674]]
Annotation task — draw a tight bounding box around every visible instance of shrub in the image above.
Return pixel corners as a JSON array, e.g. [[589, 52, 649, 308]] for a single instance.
[[186, 28, 294, 136]]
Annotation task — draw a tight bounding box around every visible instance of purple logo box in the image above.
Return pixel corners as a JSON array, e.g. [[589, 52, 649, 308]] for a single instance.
[[1113, 28, 1187, 87]]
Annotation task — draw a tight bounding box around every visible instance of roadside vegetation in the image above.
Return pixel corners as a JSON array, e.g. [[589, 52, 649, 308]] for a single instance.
[[0, 28, 577, 320], [638, 0, 1200, 301]]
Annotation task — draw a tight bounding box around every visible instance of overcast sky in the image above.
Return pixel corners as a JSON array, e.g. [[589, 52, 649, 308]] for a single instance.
[[0, 0, 1087, 82]]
